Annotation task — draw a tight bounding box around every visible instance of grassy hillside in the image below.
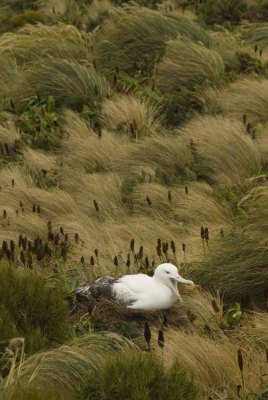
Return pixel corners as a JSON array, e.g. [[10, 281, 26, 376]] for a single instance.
[[0, 0, 268, 398]]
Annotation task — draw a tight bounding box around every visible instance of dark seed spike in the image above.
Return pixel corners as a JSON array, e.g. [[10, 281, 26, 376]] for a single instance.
[[10, 240, 15, 253], [18, 234, 23, 248], [130, 238, 135, 253], [37, 205, 41, 214], [158, 330, 164, 349], [74, 233, 79, 243], [211, 299, 220, 314], [185, 186, 188, 195], [32, 205, 36, 213], [144, 322, 151, 350], [4, 143, 9, 156], [243, 114, 247, 125], [146, 196, 152, 206], [94, 248, 98, 258], [48, 231, 54, 241], [93, 200, 99, 212], [138, 245, 144, 259], [200, 226, 205, 239], [90, 256, 95, 266], [182, 243, 186, 252], [265, 348, 268, 363], [3, 210, 6, 219], [171, 240, 176, 256], [113, 256, 118, 267], [11, 179, 15, 187], [145, 256, 149, 269], [20, 251, 25, 265], [81, 256, 85, 265], [168, 190, 172, 202], [126, 258, 130, 269], [60, 226, 64, 235], [204, 227, 209, 242]]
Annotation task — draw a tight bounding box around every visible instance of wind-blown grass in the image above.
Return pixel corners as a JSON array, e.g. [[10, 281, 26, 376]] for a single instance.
[[207, 78, 268, 125], [0, 263, 69, 354], [61, 110, 123, 172], [100, 95, 162, 137], [246, 23, 268, 47], [156, 39, 224, 94], [3, 333, 136, 398], [177, 115, 260, 187], [0, 23, 92, 62], [94, 5, 214, 75], [22, 59, 110, 111]]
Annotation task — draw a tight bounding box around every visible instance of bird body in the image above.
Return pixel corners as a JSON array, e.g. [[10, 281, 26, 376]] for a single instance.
[[76, 263, 194, 311]]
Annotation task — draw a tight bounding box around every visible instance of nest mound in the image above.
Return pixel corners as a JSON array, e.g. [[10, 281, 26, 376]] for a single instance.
[[69, 299, 193, 337]]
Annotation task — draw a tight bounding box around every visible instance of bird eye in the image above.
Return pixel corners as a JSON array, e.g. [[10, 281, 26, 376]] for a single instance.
[[166, 271, 170, 274]]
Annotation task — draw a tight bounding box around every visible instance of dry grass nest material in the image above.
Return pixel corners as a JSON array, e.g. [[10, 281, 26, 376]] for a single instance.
[[70, 298, 192, 331]]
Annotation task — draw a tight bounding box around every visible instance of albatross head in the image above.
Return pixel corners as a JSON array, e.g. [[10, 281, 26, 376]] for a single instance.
[[153, 263, 194, 297]]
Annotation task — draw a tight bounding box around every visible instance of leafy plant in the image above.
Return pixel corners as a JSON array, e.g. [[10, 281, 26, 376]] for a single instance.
[[222, 303, 243, 328], [16, 95, 60, 150]]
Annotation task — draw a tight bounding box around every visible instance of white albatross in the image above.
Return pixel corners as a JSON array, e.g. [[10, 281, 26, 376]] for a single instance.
[[76, 263, 194, 311]]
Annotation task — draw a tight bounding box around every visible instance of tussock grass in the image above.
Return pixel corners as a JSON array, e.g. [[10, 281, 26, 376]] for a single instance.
[[22, 59, 110, 110], [131, 182, 231, 229], [177, 115, 260, 187], [246, 23, 268, 47], [0, 57, 20, 110], [0, 23, 92, 62], [82, 352, 198, 400], [100, 95, 162, 137], [192, 234, 268, 307], [61, 110, 123, 172], [0, 263, 69, 353], [211, 78, 268, 125], [23, 148, 58, 178], [0, 121, 20, 145], [112, 134, 193, 181], [156, 39, 224, 94], [152, 327, 263, 398], [60, 171, 127, 221], [3, 333, 136, 397], [94, 5, 214, 75], [86, 0, 114, 30]]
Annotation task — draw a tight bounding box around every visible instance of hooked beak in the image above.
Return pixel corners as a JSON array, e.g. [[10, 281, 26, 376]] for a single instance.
[[170, 274, 194, 297], [174, 274, 194, 286]]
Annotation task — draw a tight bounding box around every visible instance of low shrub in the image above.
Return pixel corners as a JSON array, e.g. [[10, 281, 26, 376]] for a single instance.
[[199, 0, 247, 26], [82, 352, 198, 400], [0, 263, 69, 354]]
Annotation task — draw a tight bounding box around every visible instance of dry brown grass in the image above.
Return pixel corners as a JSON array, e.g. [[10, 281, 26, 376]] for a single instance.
[[156, 38, 224, 94], [152, 327, 264, 399], [61, 110, 125, 173], [177, 115, 260, 187], [131, 181, 231, 228], [112, 133, 193, 179], [100, 95, 163, 138], [0, 23, 92, 63], [207, 79, 268, 126]]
